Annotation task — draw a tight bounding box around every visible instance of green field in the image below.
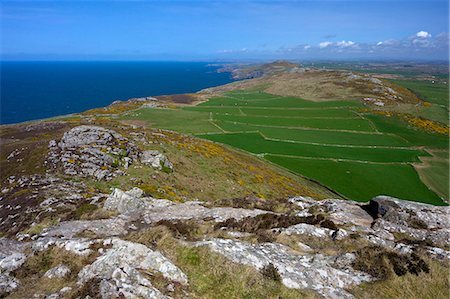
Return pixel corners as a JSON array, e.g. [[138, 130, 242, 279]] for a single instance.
[[390, 79, 449, 107], [124, 90, 448, 204], [265, 155, 443, 204]]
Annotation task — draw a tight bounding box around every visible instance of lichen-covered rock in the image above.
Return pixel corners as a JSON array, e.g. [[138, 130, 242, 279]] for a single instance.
[[40, 217, 129, 239], [103, 188, 152, 215], [0, 239, 26, 296], [46, 126, 140, 180], [289, 197, 372, 227], [282, 223, 348, 240], [0, 273, 19, 296], [368, 196, 450, 248], [196, 238, 372, 299], [32, 237, 97, 256], [104, 188, 268, 223], [141, 150, 173, 171], [0, 253, 26, 273], [44, 264, 71, 279], [78, 238, 187, 298], [0, 175, 91, 238]]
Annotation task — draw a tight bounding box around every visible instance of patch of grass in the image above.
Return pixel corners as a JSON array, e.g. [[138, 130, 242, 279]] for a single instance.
[[352, 246, 429, 280], [22, 216, 60, 236], [415, 150, 449, 200], [215, 121, 411, 146], [213, 113, 375, 132], [214, 213, 331, 233], [366, 114, 448, 148], [266, 155, 444, 204], [390, 79, 449, 107], [260, 263, 282, 281], [9, 247, 98, 299], [350, 258, 449, 299], [199, 132, 427, 163], [123, 108, 222, 134], [69, 203, 98, 220]]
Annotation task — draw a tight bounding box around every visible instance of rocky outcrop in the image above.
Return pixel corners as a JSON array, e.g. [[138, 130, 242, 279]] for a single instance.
[[140, 150, 173, 171], [104, 187, 269, 223], [78, 238, 187, 299], [0, 174, 94, 237], [46, 126, 140, 180], [1, 185, 448, 298], [196, 238, 371, 299]]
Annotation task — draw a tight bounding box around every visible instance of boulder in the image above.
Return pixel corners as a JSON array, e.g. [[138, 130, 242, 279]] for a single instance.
[[141, 150, 173, 171], [0, 273, 19, 297], [44, 264, 71, 279], [103, 188, 150, 215], [78, 238, 187, 298]]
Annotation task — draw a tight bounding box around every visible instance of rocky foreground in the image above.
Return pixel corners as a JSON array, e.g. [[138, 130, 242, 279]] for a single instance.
[[1, 125, 449, 299]]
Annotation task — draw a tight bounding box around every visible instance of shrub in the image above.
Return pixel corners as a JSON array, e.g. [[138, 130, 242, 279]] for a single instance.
[[353, 246, 429, 280], [261, 263, 282, 282]]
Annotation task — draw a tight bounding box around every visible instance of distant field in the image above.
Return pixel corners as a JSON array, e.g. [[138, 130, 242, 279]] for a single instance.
[[390, 79, 449, 107], [124, 90, 448, 204], [265, 155, 443, 204]]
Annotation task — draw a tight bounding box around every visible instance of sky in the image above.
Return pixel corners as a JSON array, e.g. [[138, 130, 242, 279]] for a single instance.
[[1, 0, 449, 61]]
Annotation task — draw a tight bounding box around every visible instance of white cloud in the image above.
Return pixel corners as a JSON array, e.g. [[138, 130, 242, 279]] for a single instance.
[[376, 41, 383, 46], [416, 31, 431, 38], [318, 41, 332, 48], [336, 40, 355, 47], [303, 45, 311, 50]]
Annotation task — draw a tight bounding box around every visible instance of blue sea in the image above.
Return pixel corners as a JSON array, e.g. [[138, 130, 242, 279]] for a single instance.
[[0, 61, 233, 124]]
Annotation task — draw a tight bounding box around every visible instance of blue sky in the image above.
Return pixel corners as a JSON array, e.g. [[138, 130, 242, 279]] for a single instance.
[[1, 0, 449, 60]]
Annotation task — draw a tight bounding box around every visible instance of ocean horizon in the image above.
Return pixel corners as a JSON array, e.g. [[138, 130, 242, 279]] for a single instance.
[[0, 61, 233, 124]]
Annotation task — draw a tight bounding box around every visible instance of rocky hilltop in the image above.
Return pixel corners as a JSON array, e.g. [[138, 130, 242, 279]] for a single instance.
[[1, 123, 448, 299]]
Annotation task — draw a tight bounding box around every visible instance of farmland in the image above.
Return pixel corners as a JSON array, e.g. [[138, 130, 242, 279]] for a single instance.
[[124, 90, 448, 204]]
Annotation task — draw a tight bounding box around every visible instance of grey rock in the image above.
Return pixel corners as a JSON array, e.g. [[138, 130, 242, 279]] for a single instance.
[[40, 217, 129, 239], [0, 273, 19, 296], [32, 237, 97, 256], [78, 238, 187, 299], [104, 188, 268, 224], [46, 126, 140, 180], [196, 238, 371, 299], [44, 264, 71, 279], [141, 150, 173, 171], [103, 188, 150, 215], [282, 223, 348, 240], [0, 253, 26, 273]]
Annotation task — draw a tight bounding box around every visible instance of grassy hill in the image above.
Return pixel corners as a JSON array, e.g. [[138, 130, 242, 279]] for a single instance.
[[121, 75, 448, 205]]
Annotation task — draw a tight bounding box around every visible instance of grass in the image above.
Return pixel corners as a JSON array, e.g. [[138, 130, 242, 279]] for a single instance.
[[390, 79, 449, 107], [215, 121, 411, 146], [241, 107, 359, 117], [199, 132, 429, 163], [124, 108, 222, 134], [265, 155, 444, 204], [213, 114, 376, 132], [85, 128, 333, 202], [350, 258, 449, 299], [8, 247, 98, 299], [198, 95, 362, 108], [365, 114, 449, 148], [415, 150, 449, 200]]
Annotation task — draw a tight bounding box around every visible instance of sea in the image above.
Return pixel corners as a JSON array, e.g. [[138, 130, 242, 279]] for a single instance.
[[0, 61, 233, 124]]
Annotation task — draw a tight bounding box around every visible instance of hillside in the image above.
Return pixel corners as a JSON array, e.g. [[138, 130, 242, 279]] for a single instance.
[[0, 62, 449, 299]]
